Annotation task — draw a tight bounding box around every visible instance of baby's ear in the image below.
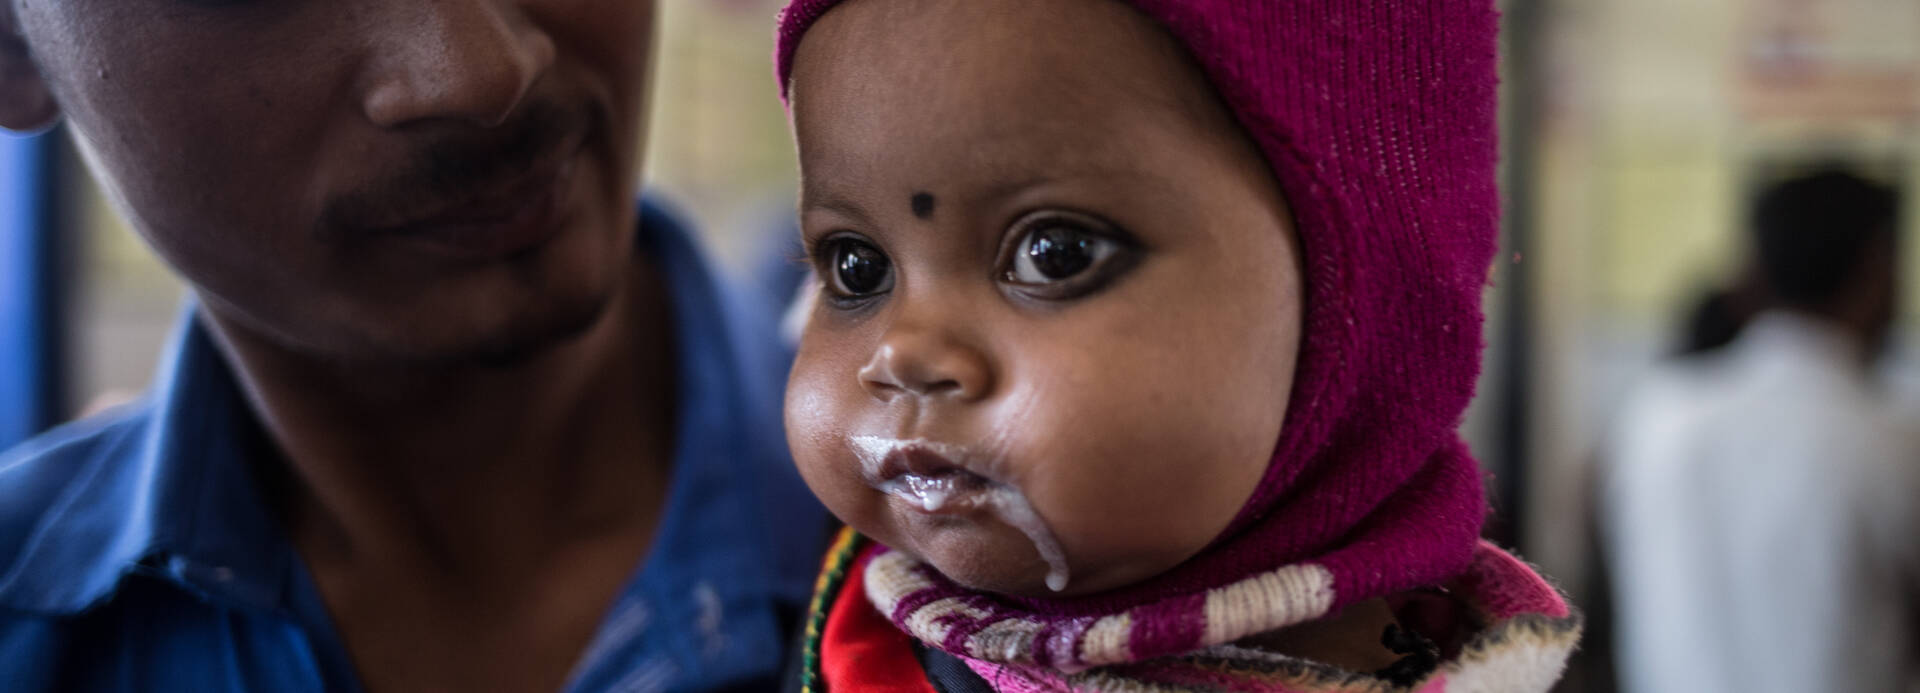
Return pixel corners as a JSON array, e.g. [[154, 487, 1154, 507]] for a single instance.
[[0, 7, 61, 134]]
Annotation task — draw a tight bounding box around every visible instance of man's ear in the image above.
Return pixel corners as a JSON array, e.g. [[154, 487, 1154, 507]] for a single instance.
[[0, 5, 60, 133]]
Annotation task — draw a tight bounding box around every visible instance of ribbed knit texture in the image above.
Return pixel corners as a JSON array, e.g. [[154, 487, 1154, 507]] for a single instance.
[[777, 0, 1502, 667]]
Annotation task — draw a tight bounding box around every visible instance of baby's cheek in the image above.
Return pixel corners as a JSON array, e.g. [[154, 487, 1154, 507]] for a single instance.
[[784, 372, 864, 507], [785, 363, 915, 556], [1020, 384, 1265, 591]]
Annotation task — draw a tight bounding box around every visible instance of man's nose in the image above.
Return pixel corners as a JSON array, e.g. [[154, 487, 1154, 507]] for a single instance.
[[857, 324, 995, 404], [360, 1, 556, 128]]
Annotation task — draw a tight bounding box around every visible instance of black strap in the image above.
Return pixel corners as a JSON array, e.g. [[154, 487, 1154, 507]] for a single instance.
[[912, 639, 997, 693], [1375, 622, 1442, 687]]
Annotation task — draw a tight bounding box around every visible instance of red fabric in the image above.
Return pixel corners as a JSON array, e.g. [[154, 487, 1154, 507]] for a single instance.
[[822, 553, 938, 693]]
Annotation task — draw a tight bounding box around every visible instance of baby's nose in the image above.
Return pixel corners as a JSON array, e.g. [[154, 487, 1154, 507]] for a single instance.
[[857, 331, 993, 403]]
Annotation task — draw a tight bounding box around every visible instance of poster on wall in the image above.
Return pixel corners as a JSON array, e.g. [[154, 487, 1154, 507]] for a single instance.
[[1738, 0, 1919, 124]]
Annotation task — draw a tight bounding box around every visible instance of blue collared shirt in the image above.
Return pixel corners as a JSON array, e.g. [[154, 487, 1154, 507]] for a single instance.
[[0, 200, 828, 692]]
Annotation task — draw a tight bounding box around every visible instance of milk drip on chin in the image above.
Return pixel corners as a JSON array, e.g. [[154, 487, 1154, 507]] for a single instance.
[[849, 435, 1073, 592]]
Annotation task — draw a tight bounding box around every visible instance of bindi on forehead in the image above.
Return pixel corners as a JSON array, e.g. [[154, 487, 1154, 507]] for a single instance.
[[910, 192, 936, 220]]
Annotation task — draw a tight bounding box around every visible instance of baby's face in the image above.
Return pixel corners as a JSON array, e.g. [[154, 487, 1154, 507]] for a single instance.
[[785, 0, 1303, 598]]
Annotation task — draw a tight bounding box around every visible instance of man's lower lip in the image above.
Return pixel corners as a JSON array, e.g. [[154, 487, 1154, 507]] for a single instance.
[[388, 157, 579, 260]]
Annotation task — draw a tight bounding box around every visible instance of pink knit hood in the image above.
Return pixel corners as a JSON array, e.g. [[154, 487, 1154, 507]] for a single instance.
[[777, 0, 1502, 669]]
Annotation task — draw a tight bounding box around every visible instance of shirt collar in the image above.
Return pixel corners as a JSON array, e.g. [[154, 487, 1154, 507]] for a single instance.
[[0, 302, 293, 614]]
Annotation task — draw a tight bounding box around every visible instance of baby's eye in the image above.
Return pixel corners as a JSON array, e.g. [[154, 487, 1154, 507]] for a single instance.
[[1003, 215, 1131, 292], [824, 237, 894, 299]]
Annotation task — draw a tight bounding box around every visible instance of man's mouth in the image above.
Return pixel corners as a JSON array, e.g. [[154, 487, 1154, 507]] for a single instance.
[[357, 133, 586, 260], [317, 101, 594, 260]]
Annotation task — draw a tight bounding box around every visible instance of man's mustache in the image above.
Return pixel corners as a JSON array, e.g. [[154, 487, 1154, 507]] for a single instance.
[[316, 101, 590, 241]]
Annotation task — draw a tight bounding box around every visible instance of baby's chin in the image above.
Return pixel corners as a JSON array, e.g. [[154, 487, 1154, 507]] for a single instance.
[[871, 502, 1151, 600], [862, 505, 1056, 597], [905, 539, 1062, 598]]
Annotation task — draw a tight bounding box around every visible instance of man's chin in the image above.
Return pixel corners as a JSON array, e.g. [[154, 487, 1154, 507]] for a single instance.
[[308, 287, 619, 370], [432, 292, 616, 369]]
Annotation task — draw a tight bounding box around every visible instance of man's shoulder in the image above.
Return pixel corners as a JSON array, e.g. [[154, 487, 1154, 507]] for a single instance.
[[0, 607, 70, 690], [0, 401, 156, 608]]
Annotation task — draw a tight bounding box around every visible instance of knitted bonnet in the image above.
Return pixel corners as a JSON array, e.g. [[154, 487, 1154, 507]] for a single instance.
[[777, 0, 1501, 669]]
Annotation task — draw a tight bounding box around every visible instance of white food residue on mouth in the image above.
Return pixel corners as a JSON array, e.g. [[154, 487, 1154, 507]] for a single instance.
[[848, 435, 1072, 592]]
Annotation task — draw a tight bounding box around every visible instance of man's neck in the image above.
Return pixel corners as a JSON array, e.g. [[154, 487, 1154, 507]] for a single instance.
[[202, 258, 678, 580], [204, 256, 684, 692]]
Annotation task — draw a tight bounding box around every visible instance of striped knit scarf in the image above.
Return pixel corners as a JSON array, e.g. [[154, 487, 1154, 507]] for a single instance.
[[822, 530, 1580, 692]]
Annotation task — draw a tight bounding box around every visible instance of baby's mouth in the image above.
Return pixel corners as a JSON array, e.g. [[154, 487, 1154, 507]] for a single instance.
[[846, 434, 1074, 592], [884, 460, 994, 514], [851, 436, 996, 514]]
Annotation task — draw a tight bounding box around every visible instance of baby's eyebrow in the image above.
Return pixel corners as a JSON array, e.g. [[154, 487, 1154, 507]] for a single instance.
[[798, 190, 877, 228]]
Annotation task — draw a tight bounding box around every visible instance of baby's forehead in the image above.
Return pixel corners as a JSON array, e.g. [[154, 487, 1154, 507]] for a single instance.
[[787, 0, 1237, 155], [798, 148, 1181, 218]]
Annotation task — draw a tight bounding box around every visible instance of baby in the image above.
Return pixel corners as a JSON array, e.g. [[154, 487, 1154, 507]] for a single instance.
[[775, 1, 1579, 690]]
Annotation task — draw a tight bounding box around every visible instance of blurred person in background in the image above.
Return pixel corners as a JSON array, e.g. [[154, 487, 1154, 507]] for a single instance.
[[0, 1, 824, 691], [1673, 275, 1763, 357], [1601, 169, 1917, 693]]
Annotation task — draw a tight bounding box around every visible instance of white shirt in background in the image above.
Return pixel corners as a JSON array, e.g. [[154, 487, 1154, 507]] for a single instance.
[[1603, 312, 1920, 693]]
